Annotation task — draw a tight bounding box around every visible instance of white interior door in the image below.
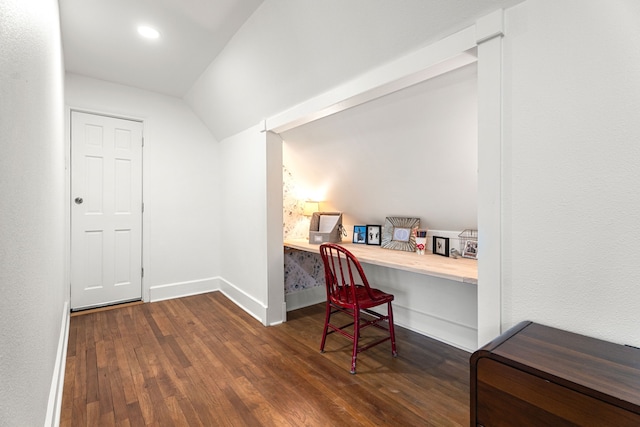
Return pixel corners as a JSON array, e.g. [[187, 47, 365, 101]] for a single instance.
[[71, 111, 143, 310]]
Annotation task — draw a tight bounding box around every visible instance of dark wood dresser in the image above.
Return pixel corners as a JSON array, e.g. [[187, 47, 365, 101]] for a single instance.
[[470, 321, 640, 426]]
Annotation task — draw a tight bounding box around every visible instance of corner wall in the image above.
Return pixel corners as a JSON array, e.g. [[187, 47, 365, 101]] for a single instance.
[[0, 0, 67, 424], [217, 125, 285, 325]]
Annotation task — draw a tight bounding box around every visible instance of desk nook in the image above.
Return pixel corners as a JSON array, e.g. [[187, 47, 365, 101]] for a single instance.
[[284, 238, 479, 351], [280, 51, 481, 351]]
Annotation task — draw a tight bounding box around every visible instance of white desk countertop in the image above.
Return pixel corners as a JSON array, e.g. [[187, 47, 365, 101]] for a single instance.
[[284, 239, 477, 285]]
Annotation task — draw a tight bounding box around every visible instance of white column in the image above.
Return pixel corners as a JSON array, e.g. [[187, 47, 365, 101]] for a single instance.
[[265, 129, 285, 325], [476, 10, 504, 347]]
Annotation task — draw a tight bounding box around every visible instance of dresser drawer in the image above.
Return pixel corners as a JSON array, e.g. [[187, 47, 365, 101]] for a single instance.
[[470, 321, 640, 427], [476, 358, 640, 426]]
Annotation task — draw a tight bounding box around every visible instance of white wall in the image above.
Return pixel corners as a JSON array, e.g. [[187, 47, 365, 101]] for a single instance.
[[217, 126, 284, 325], [281, 62, 478, 233], [0, 0, 67, 424], [186, 0, 523, 141], [65, 74, 222, 300], [364, 264, 478, 351], [501, 0, 640, 346]]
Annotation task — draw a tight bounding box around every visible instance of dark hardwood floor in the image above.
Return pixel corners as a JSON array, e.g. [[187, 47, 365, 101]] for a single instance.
[[61, 291, 471, 426]]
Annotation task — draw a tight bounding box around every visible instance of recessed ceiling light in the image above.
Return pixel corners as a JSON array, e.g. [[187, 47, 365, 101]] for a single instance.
[[137, 25, 160, 40]]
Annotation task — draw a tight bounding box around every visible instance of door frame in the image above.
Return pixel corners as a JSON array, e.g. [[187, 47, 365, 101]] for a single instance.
[[65, 107, 147, 306]]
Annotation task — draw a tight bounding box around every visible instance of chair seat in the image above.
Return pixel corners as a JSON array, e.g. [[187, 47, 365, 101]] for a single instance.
[[331, 285, 394, 310]]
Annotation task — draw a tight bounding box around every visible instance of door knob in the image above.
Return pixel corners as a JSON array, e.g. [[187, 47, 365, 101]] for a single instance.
[[74, 197, 83, 205]]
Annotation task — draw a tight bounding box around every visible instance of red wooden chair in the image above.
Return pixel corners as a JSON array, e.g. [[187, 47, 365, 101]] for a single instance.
[[319, 243, 397, 374]]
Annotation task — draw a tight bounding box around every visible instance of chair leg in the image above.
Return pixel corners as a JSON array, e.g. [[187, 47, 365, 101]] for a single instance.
[[351, 309, 360, 374], [388, 302, 398, 357], [320, 301, 331, 353]]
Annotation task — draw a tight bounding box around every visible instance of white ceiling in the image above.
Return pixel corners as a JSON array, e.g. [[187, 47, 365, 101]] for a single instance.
[[59, 0, 264, 97]]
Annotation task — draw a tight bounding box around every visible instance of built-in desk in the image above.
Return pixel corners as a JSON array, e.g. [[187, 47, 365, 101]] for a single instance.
[[284, 239, 478, 285]]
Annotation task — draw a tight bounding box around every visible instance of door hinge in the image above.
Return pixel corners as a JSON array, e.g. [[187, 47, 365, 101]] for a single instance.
[[142, 137, 144, 147], [142, 202, 144, 213], [141, 267, 144, 278]]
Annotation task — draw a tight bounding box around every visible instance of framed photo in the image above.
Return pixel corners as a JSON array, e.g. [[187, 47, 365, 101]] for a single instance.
[[433, 236, 450, 257], [366, 225, 382, 245], [353, 225, 367, 244], [381, 217, 420, 252], [462, 239, 478, 259]]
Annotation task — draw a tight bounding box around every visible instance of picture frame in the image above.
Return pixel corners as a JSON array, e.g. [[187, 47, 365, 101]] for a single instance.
[[433, 236, 450, 257], [462, 239, 478, 259], [366, 225, 382, 245], [353, 225, 367, 244], [381, 217, 420, 252]]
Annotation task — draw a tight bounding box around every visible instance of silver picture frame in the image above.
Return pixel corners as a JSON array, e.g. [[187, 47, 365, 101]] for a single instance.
[[381, 217, 420, 252]]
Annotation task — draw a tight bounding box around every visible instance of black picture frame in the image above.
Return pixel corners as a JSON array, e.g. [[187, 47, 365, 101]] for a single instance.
[[433, 236, 449, 257], [366, 225, 382, 245], [353, 225, 367, 244]]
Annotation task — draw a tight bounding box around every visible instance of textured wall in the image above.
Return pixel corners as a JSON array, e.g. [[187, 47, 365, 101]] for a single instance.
[[502, 0, 640, 346], [0, 0, 66, 424], [282, 165, 323, 294], [282, 165, 309, 240]]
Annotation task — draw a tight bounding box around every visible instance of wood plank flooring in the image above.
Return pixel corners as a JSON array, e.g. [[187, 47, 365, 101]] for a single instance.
[[61, 291, 471, 426]]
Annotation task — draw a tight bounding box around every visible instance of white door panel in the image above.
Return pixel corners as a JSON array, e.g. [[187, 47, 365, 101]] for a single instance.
[[71, 111, 143, 310]]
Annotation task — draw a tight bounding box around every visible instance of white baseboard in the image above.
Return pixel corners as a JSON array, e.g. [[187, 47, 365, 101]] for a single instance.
[[283, 285, 476, 351], [149, 277, 220, 302], [392, 304, 477, 352], [45, 301, 70, 427], [285, 286, 325, 311], [148, 276, 476, 351], [218, 277, 268, 325], [148, 276, 273, 326]]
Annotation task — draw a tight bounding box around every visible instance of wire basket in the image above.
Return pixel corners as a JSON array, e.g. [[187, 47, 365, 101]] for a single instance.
[[458, 229, 478, 258]]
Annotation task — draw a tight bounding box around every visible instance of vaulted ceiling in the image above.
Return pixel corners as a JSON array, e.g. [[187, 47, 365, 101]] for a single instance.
[[59, 0, 525, 140], [59, 0, 263, 97]]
